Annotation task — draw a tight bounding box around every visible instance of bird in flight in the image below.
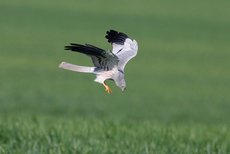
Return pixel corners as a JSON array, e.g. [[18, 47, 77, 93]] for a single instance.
[[59, 30, 138, 93]]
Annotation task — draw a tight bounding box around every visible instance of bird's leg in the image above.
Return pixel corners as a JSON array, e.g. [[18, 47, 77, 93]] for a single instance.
[[103, 82, 112, 93]]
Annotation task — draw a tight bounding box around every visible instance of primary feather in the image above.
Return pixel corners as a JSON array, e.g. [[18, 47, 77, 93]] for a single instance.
[[105, 30, 138, 71]]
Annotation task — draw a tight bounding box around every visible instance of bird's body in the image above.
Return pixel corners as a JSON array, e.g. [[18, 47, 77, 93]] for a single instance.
[[59, 30, 138, 93]]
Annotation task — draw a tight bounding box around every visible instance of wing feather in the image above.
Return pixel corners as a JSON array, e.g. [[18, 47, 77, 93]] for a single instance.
[[105, 30, 138, 71], [64, 43, 118, 68]]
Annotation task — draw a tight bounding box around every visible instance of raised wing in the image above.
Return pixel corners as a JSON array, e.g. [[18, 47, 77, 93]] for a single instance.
[[105, 30, 138, 71], [65, 43, 118, 69]]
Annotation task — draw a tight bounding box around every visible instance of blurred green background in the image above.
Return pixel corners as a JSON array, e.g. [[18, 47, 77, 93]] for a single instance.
[[1, 0, 230, 124]]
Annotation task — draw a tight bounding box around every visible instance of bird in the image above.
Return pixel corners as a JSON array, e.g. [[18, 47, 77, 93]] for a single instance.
[[59, 30, 138, 93]]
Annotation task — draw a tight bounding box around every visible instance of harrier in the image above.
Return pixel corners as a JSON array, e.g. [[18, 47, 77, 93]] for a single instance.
[[59, 30, 138, 93]]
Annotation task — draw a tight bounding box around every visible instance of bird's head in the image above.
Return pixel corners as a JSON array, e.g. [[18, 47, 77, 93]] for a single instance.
[[121, 85, 126, 92], [115, 78, 126, 92]]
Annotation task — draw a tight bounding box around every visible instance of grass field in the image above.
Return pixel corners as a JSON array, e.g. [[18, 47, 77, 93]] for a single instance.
[[1, 0, 230, 153], [1, 116, 230, 153]]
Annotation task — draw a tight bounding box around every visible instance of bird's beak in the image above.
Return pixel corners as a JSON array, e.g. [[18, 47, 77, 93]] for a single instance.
[[121, 86, 125, 92]]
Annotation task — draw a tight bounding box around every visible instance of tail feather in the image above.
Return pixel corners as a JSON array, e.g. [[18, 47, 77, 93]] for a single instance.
[[59, 62, 95, 73]]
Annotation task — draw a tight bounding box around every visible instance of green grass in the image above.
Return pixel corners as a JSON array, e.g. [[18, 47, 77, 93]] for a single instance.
[[1, 116, 230, 154], [1, 0, 230, 153]]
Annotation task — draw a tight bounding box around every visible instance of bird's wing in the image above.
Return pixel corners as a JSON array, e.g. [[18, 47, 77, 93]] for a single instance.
[[65, 43, 118, 69], [105, 30, 138, 71]]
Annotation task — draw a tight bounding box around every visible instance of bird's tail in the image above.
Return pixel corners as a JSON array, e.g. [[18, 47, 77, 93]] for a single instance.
[[59, 62, 95, 73]]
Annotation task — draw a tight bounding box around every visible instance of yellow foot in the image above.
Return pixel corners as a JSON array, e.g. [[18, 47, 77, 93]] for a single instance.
[[103, 83, 112, 94], [105, 87, 112, 93]]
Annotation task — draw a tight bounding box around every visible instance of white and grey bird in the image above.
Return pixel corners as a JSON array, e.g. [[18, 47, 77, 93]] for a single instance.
[[59, 30, 138, 93]]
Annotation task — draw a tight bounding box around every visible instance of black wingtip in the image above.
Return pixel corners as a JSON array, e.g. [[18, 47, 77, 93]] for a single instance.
[[64, 46, 72, 50], [64, 43, 83, 51], [105, 30, 129, 45], [63, 43, 106, 57]]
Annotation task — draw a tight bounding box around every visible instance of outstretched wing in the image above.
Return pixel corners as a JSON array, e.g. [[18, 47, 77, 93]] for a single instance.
[[65, 43, 118, 69], [105, 30, 138, 71]]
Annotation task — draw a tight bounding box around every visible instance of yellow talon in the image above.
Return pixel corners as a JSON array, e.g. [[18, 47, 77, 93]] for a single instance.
[[103, 82, 112, 93]]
